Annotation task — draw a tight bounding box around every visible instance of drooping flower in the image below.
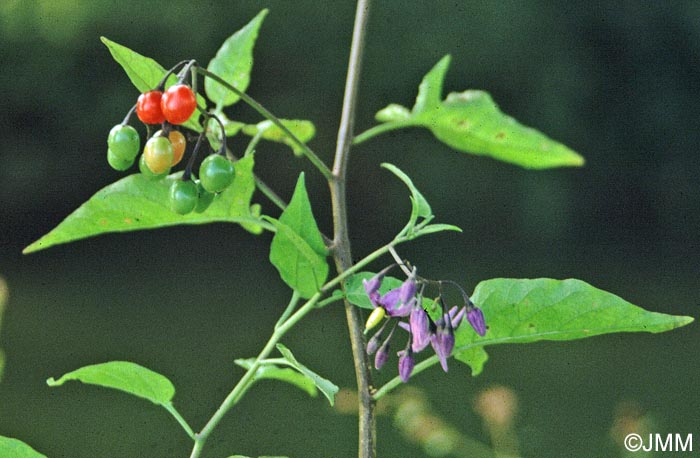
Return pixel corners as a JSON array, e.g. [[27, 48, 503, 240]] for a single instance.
[[431, 313, 456, 372], [409, 305, 431, 352], [467, 306, 486, 337], [398, 349, 415, 382]]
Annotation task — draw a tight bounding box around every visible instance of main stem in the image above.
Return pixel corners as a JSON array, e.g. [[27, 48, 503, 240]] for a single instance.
[[329, 1, 375, 458]]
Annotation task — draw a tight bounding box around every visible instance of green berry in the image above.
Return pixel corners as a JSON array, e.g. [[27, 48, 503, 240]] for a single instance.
[[169, 179, 199, 215], [194, 180, 215, 213], [107, 124, 140, 161], [199, 154, 235, 193], [107, 148, 134, 171]]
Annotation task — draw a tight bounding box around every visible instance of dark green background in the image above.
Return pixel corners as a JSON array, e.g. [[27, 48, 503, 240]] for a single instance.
[[1, 1, 698, 457]]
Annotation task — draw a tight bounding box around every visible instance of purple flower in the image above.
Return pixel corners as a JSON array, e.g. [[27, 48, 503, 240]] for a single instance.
[[399, 269, 417, 306], [398, 350, 415, 382], [467, 306, 486, 337], [430, 326, 455, 372], [379, 287, 412, 317], [375, 340, 390, 369], [409, 306, 431, 352], [430, 311, 456, 372]]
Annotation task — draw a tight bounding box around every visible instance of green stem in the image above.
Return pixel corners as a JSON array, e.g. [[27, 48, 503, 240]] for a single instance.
[[163, 403, 196, 440], [352, 120, 418, 146], [275, 291, 300, 329], [188, 239, 398, 458], [372, 354, 439, 401], [243, 129, 265, 157], [195, 67, 333, 180]]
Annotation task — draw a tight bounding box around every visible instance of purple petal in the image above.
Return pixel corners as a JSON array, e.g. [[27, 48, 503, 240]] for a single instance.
[[379, 288, 400, 310], [430, 329, 455, 372], [451, 306, 467, 329], [410, 307, 431, 352], [398, 274, 417, 305], [467, 307, 487, 336], [363, 277, 382, 296], [375, 344, 390, 369], [398, 350, 415, 382]]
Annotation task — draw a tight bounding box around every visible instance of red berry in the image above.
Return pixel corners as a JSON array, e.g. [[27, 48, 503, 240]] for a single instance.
[[161, 85, 197, 125], [136, 91, 165, 124]]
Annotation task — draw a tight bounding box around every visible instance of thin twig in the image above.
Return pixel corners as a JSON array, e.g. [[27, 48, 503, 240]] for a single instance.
[[328, 1, 375, 457]]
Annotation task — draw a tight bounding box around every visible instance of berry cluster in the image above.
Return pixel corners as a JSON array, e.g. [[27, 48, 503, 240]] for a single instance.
[[105, 60, 236, 215]]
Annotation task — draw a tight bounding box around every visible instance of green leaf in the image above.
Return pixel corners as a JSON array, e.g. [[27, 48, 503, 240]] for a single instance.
[[453, 278, 694, 374], [24, 172, 267, 254], [229, 155, 263, 234], [47, 361, 175, 406], [421, 90, 584, 169], [101, 37, 204, 132], [101, 36, 164, 93], [242, 119, 316, 156], [267, 173, 328, 298], [235, 358, 318, 397], [0, 436, 47, 458], [413, 55, 451, 114], [375, 103, 411, 122], [344, 272, 404, 310], [415, 223, 463, 236], [205, 9, 268, 107], [381, 163, 432, 230], [371, 56, 584, 169], [276, 344, 338, 406]]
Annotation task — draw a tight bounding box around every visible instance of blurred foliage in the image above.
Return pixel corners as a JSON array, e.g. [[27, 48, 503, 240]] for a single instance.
[[0, 1, 698, 458]]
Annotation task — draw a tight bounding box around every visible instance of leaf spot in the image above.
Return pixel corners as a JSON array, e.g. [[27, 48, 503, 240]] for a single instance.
[[98, 218, 108, 226], [124, 218, 133, 224], [495, 131, 506, 140]]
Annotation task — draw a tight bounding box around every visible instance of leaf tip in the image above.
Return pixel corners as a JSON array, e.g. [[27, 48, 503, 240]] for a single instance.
[[46, 377, 58, 387]]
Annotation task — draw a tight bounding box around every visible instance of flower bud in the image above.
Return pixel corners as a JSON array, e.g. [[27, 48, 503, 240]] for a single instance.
[[398, 350, 415, 382], [409, 307, 430, 352], [467, 306, 486, 337]]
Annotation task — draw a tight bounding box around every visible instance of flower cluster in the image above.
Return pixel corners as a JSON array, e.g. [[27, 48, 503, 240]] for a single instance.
[[363, 266, 486, 382]]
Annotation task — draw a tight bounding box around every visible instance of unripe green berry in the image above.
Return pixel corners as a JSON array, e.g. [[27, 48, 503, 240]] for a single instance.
[[199, 154, 235, 193], [107, 124, 140, 161], [107, 148, 134, 171], [169, 179, 199, 215]]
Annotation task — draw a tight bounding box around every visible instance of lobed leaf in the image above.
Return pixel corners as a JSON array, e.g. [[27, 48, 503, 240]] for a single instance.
[[235, 358, 318, 397], [24, 170, 267, 254], [267, 173, 328, 298], [369, 55, 584, 169], [47, 361, 175, 406], [276, 344, 339, 406], [205, 9, 268, 107], [101, 37, 204, 131], [453, 278, 694, 374], [0, 436, 47, 458], [242, 119, 316, 156]]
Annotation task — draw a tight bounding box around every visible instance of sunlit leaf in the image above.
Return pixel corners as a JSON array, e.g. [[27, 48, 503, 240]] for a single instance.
[[101, 37, 204, 131], [235, 358, 318, 397], [375, 103, 411, 122], [369, 56, 584, 169], [453, 278, 694, 374], [276, 344, 338, 406], [229, 156, 262, 234], [0, 436, 47, 458], [267, 173, 328, 298], [205, 9, 268, 107], [242, 119, 316, 156], [24, 171, 267, 254], [413, 54, 451, 114], [47, 361, 175, 406]]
